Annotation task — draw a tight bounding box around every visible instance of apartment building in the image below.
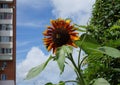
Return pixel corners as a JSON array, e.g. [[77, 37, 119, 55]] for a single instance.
[[0, 0, 16, 85]]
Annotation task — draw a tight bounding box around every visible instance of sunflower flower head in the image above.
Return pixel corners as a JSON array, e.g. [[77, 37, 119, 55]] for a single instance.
[[43, 18, 79, 54]]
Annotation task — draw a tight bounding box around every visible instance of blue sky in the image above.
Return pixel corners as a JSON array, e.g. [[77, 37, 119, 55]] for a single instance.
[[16, 0, 95, 85]]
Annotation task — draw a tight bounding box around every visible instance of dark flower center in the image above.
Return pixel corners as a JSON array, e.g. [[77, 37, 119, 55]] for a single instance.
[[52, 28, 70, 47]]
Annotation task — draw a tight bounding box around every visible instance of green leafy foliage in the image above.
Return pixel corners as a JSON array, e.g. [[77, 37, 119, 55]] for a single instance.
[[45, 81, 65, 85], [75, 34, 100, 54], [25, 56, 52, 80], [57, 81, 65, 85], [45, 82, 53, 85], [56, 45, 73, 74], [89, 0, 120, 43], [84, 0, 120, 84], [105, 39, 120, 48], [93, 78, 110, 85], [98, 46, 120, 58], [112, 68, 120, 72], [87, 46, 120, 58]]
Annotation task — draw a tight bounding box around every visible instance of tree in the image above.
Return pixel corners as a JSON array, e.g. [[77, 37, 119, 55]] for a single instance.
[[84, 0, 120, 85]]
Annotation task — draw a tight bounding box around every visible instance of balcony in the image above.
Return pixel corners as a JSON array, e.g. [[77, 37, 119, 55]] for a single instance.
[[0, 80, 14, 85], [0, 8, 13, 13], [0, 19, 12, 24], [0, 54, 12, 60], [0, 0, 13, 2], [0, 30, 13, 36], [0, 42, 13, 48]]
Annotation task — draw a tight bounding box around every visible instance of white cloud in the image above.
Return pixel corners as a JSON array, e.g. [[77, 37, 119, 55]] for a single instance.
[[51, 0, 95, 24], [17, 47, 76, 85], [16, 47, 47, 84]]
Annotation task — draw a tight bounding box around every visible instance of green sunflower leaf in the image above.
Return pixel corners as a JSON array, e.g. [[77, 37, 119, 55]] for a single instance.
[[74, 24, 88, 32], [75, 34, 100, 54], [45, 82, 54, 85], [56, 45, 73, 74], [74, 24, 88, 29], [76, 28, 86, 32], [25, 56, 52, 80], [93, 78, 110, 85], [58, 81, 65, 85], [97, 46, 120, 58], [45, 81, 65, 85]]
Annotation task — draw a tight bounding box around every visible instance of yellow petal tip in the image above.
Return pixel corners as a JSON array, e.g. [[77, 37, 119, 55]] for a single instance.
[[66, 19, 71, 24]]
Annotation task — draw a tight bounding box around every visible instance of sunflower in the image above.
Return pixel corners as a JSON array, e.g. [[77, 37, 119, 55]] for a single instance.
[[43, 18, 79, 53]]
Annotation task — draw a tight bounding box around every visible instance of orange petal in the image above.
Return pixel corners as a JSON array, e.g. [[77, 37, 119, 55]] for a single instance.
[[44, 40, 52, 45], [69, 32, 78, 35], [50, 20, 57, 28], [47, 26, 55, 30], [43, 37, 51, 40], [47, 43, 54, 51], [43, 29, 53, 36], [64, 23, 69, 28], [65, 19, 71, 24], [58, 18, 63, 21], [57, 20, 65, 28], [67, 25, 74, 30], [68, 42, 77, 48], [43, 30, 48, 35], [43, 38, 52, 42], [70, 35, 79, 40]]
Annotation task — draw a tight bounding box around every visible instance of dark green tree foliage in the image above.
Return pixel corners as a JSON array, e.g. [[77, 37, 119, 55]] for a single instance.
[[85, 0, 120, 85], [89, 0, 120, 43]]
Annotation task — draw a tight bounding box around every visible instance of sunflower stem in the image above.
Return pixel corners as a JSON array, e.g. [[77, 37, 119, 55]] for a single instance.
[[78, 47, 82, 70], [65, 80, 79, 83], [76, 25, 89, 85], [68, 53, 85, 85], [79, 55, 88, 68], [78, 27, 88, 70]]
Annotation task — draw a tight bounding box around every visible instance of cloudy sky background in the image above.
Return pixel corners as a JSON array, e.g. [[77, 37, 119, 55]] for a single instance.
[[16, 0, 95, 85]]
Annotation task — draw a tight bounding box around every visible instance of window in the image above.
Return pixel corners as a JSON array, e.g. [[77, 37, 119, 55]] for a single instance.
[[0, 24, 12, 30], [7, 13, 12, 19], [2, 24, 6, 30], [0, 48, 3, 53], [6, 48, 12, 53], [0, 13, 4, 19], [0, 24, 5, 30], [4, 13, 12, 19], [6, 24, 12, 30], [3, 4, 8, 8], [0, 25, 2, 30], [0, 36, 12, 42], [0, 4, 8, 8], [0, 48, 12, 54], [0, 48, 5, 54], [0, 13, 12, 19], [1, 74, 7, 80]]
